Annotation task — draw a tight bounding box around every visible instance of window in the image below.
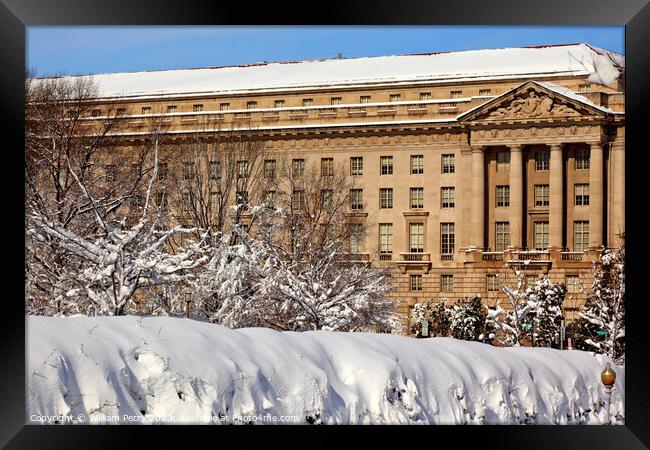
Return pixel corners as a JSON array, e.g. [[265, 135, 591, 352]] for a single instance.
[[236, 190, 248, 204], [292, 190, 305, 210], [350, 157, 363, 176], [441, 223, 455, 255], [104, 164, 116, 182], [379, 188, 393, 209], [495, 222, 510, 252], [379, 224, 393, 254], [141, 107, 151, 115], [486, 274, 499, 292], [350, 223, 364, 253], [441, 275, 454, 292], [534, 185, 550, 207], [183, 162, 195, 180], [360, 96, 371, 104], [575, 148, 590, 170], [321, 158, 334, 177], [496, 185, 510, 207], [450, 91, 462, 99], [496, 151, 510, 172], [166, 105, 176, 114], [263, 190, 275, 206], [575, 184, 590, 206], [578, 83, 591, 93], [350, 189, 363, 210], [91, 109, 101, 117], [479, 89, 492, 96], [566, 275, 580, 293], [219, 103, 230, 111], [116, 108, 126, 116], [389, 94, 401, 102], [302, 98, 313, 107], [380, 156, 393, 175], [420, 92, 432, 101], [409, 223, 424, 253], [155, 192, 168, 211], [534, 222, 549, 250], [292, 159, 304, 177], [410, 155, 424, 174], [320, 189, 333, 208], [210, 161, 220, 180], [158, 162, 168, 181], [410, 275, 423, 292], [441, 187, 455, 208], [410, 188, 424, 209], [574, 221, 589, 252], [442, 154, 455, 173], [274, 100, 285, 108], [264, 159, 276, 179], [237, 160, 248, 179], [535, 149, 550, 171], [193, 104, 203, 113], [247, 101, 257, 109], [331, 97, 342, 105]]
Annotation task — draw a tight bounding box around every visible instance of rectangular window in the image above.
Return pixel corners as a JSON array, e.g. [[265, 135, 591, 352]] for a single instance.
[[410, 188, 424, 209], [496, 151, 510, 172], [274, 100, 285, 108], [410, 155, 424, 174], [263, 190, 275, 206], [320, 189, 333, 208], [479, 89, 492, 96], [442, 154, 455, 173], [409, 223, 424, 253], [292, 190, 305, 210], [441, 274, 454, 292], [486, 274, 499, 292], [389, 94, 401, 102], [219, 103, 230, 111], [575, 148, 590, 170], [535, 149, 550, 171], [183, 162, 195, 180], [379, 188, 393, 209], [360, 96, 371, 104], [566, 275, 580, 293], [236, 190, 248, 204], [331, 97, 342, 105], [193, 104, 203, 113], [450, 91, 462, 99], [420, 92, 432, 101], [380, 156, 393, 175], [210, 160, 220, 180], [534, 222, 549, 250], [574, 221, 589, 252], [379, 224, 393, 254], [116, 108, 126, 116], [495, 222, 510, 252], [321, 158, 334, 177], [534, 185, 550, 207], [246, 101, 257, 110], [158, 162, 168, 181], [350, 189, 363, 210], [441, 187, 455, 208], [141, 107, 151, 115], [292, 159, 305, 177], [410, 274, 423, 292], [302, 98, 313, 107], [441, 223, 455, 255], [496, 185, 510, 207], [350, 157, 363, 176], [264, 159, 276, 179], [350, 223, 364, 253], [237, 160, 248, 179], [155, 192, 168, 211], [91, 109, 101, 117], [578, 83, 591, 93], [575, 184, 590, 206], [166, 105, 176, 114]]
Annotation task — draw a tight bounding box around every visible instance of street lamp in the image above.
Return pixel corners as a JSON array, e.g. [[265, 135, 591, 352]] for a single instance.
[[601, 362, 617, 425], [184, 290, 192, 319]]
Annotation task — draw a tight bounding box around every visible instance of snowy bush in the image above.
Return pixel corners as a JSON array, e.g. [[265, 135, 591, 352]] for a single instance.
[[448, 296, 486, 342]]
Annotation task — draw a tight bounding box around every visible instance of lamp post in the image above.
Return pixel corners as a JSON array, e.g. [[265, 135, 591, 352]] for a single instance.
[[184, 291, 192, 319], [601, 362, 617, 425]]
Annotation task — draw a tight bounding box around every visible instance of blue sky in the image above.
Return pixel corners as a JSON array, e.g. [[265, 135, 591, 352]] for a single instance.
[[27, 26, 624, 77]]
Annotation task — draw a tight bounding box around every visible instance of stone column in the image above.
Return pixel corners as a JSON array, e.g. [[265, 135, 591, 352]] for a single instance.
[[589, 142, 604, 249], [471, 145, 485, 251], [612, 130, 625, 247], [509, 145, 523, 249], [549, 144, 564, 249]]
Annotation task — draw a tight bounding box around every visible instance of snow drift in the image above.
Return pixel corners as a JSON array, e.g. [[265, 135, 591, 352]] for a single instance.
[[27, 315, 624, 425]]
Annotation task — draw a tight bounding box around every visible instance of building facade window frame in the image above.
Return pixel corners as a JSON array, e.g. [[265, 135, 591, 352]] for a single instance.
[[379, 188, 393, 209], [380, 156, 394, 175], [496, 185, 510, 207], [441, 223, 455, 255], [442, 154, 455, 173], [410, 155, 424, 174], [350, 157, 363, 176], [441, 186, 455, 208]]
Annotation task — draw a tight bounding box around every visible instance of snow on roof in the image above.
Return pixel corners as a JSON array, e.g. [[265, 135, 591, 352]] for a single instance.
[[536, 81, 617, 114], [41, 43, 624, 100]]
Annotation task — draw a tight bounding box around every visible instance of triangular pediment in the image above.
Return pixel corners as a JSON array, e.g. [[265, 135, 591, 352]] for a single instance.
[[458, 81, 611, 123]]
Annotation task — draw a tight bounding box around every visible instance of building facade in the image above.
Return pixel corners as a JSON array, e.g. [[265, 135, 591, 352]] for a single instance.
[[67, 44, 625, 332]]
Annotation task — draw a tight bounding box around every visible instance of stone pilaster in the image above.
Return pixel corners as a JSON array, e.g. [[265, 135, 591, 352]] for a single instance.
[[612, 129, 625, 247], [549, 144, 564, 249], [509, 145, 523, 249], [471, 146, 485, 251], [589, 142, 604, 249]]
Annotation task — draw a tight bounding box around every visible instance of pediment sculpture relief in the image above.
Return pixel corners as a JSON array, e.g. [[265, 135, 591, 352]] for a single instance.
[[486, 90, 581, 119]]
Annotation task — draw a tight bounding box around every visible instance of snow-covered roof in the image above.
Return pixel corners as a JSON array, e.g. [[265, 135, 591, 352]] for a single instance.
[[42, 43, 624, 100]]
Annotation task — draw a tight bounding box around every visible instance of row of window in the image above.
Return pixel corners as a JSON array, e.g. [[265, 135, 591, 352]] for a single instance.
[[495, 184, 590, 207], [495, 148, 590, 171], [376, 223, 456, 255], [410, 273, 583, 293]]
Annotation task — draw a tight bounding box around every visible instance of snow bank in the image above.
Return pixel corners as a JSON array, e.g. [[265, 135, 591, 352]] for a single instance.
[[27, 315, 624, 425]]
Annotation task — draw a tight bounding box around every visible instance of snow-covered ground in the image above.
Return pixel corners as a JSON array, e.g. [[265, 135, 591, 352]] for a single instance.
[[27, 315, 624, 425]]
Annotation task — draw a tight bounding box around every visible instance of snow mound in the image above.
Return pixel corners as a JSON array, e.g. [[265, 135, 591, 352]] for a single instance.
[[27, 315, 624, 425]]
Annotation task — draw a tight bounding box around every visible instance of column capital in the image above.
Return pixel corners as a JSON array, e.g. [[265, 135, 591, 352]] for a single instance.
[[509, 144, 523, 152], [549, 143, 564, 152], [471, 145, 484, 153]]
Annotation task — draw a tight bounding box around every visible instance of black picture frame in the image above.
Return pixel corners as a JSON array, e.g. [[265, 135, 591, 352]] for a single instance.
[[2, 0, 648, 447]]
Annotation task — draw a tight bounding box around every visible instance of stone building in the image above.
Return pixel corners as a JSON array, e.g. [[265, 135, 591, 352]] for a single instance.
[[64, 43, 625, 332]]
